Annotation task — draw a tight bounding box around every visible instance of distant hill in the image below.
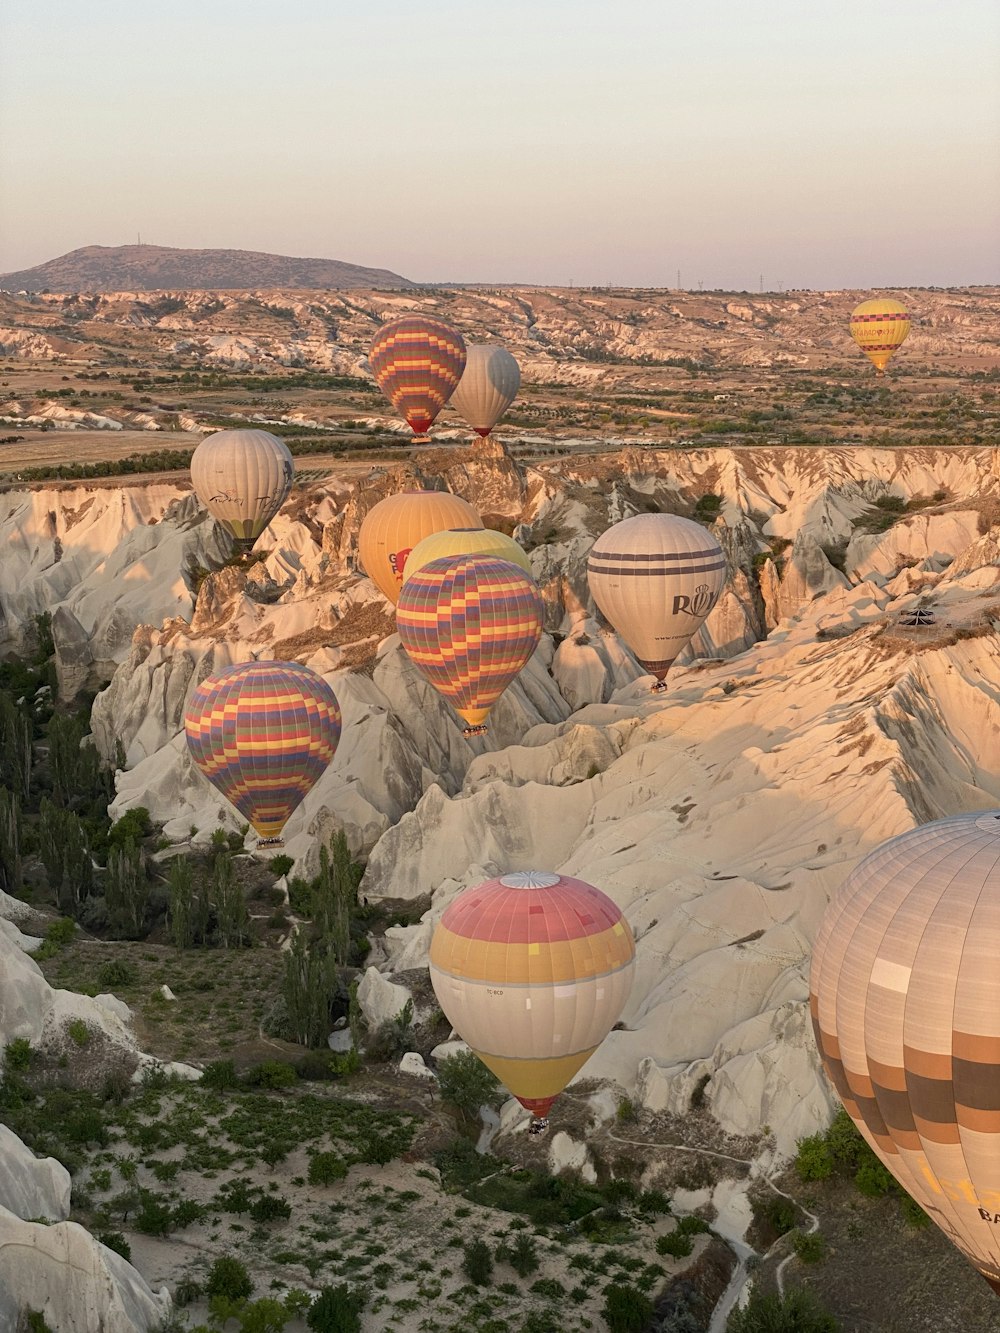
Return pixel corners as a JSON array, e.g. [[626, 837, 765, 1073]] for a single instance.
[[0, 244, 416, 293]]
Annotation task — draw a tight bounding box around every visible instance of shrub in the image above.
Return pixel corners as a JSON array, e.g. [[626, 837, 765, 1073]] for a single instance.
[[244, 1060, 296, 1089], [206, 1256, 253, 1302], [900, 1193, 930, 1228], [250, 1194, 292, 1223], [201, 1059, 239, 1090], [794, 1131, 833, 1182], [656, 1231, 693, 1258], [4, 1037, 32, 1071], [307, 1283, 366, 1332], [462, 1238, 494, 1286], [529, 1278, 565, 1299], [135, 1190, 173, 1236], [602, 1281, 654, 1333], [174, 1278, 202, 1307], [98, 1231, 131, 1260], [309, 1152, 349, 1186], [637, 1187, 672, 1217], [726, 1285, 839, 1331], [234, 1299, 291, 1332], [97, 959, 137, 988], [108, 807, 152, 850], [759, 1196, 797, 1236], [506, 1230, 539, 1277], [676, 1215, 710, 1236], [270, 854, 294, 878], [791, 1229, 826, 1263], [436, 1049, 501, 1119], [66, 1018, 91, 1047], [854, 1157, 894, 1197]]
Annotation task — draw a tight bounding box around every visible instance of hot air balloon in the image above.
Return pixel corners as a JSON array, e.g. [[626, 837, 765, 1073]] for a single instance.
[[402, 527, 532, 585], [357, 490, 482, 605], [368, 316, 467, 442], [448, 344, 521, 438], [184, 661, 341, 847], [849, 297, 911, 376], [811, 810, 1000, 1295], [190, 429, 294, 554], [430, 870, 635, 1131], [396, 554, 543, 736], [587, 513, 727, 691]]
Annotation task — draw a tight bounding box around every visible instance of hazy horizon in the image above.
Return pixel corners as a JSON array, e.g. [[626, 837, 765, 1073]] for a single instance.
[[2, 0, 998, 289]]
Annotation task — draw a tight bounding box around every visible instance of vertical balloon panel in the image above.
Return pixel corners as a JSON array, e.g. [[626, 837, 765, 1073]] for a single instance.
[[811, 811, 1000, 1293]]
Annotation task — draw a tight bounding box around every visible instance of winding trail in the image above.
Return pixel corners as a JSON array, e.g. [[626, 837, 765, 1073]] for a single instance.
[[599, 1124, 820, 1326]]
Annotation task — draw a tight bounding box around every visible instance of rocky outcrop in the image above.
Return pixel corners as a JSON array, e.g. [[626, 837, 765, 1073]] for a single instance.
[[0, 1208, 171, 1332]]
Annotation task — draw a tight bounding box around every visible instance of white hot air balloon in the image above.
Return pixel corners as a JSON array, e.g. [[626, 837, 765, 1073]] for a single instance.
[[449, 344, 521, 438], [587, 513, 727, 690], [190, 428, 294, 553]]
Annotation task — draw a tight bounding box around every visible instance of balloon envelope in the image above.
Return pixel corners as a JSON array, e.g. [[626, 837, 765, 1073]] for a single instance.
[[358, 491, 482, 605], [396, 554, 543, 734], [448, 344, 521, 437], [587, 513, 727, 683], [190, 429, 294, 550], [184, 661, 341, 844], [849, 297, 911, 375], [368, 316, 467, 439], [403, 527, 532, 585], [811, 810, 1000, 1294], [430, 870, 636, 1117]]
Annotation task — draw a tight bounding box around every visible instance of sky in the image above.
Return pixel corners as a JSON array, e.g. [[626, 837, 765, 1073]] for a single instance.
[[1, 0, 999, 289]]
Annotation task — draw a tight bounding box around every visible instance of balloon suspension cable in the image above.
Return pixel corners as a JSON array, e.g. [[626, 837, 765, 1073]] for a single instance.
[[651, 680, 668, 694], [527, 1117, 550, 1137], [463, 724, 489, 738]]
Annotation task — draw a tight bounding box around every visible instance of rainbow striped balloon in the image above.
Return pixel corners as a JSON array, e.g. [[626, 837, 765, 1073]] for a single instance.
[[184, 661, 341, 845], [396, 554, 544, 736], [368, 316, 467, 441], [430, 871, 636, 1118]]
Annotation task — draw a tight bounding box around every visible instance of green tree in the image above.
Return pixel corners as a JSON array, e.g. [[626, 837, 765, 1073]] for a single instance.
[[48, 712, 104, 808], [312, 831, 358, 965], [0, 785, 21, 896], [727, 1285, 839, 1332], [506, 1230, 539, 1277], [0, 692, 31, 798], [462, 1238, 493, 1286], [38, 798, 93, 913], [602, 1282, 654, 1333], [437, 1050, 501, 1121], [213, 850, 248, 948], [206, 1256, 253, 1302], [104, 838, 147, 937], [282, 929, 338, 1047], [306, 1283, 366, 1333], [167, 855, 195, 948]]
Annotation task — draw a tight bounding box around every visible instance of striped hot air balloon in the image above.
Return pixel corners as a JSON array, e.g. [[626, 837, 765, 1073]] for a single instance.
[[448, 344, 521, 438], [811, 811, 1000, 1295], [849, 297, 911, 376], [357, 490, 483, 605], [368, 316, 467, 442], [184, 661, 341, 846], [190, 429, 294, 553], [396, 554, 543, 736], [430, 871, 636, 1128], [587, 513, 727, 690], [402, 527, 532, 585]]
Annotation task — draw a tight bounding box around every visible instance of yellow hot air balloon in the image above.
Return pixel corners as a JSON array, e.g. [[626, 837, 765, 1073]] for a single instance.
[[448, 344, 521, 438], [430, 870, 636, 1130], [402, 527, 532, 585], [357, 491, 482, 605], [849, 297, 911, 376], [190, 429, 294, 554], [811, 810, 1000, 1295]]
